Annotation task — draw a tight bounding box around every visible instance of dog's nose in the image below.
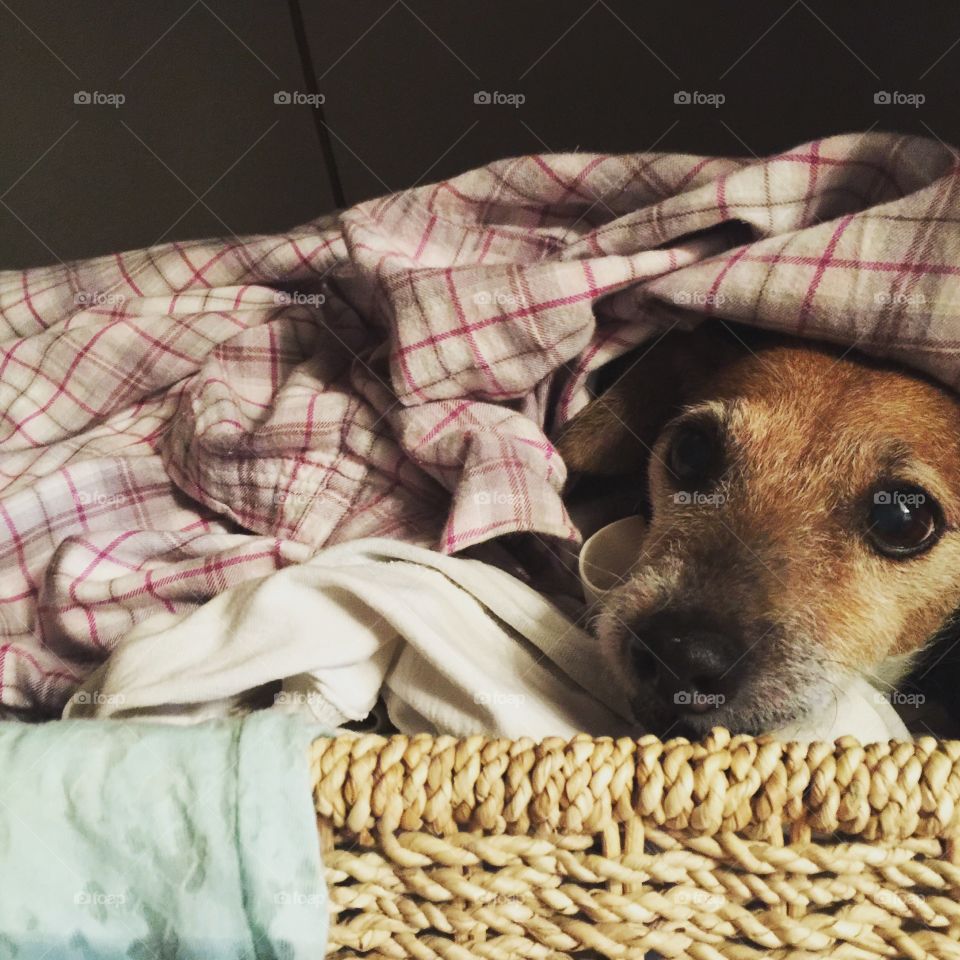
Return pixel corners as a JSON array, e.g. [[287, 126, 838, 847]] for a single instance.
[[629, 617, 743, 714]]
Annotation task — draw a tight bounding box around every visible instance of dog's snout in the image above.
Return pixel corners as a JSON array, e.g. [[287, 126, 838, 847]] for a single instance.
[[629, 615, 743, 714]]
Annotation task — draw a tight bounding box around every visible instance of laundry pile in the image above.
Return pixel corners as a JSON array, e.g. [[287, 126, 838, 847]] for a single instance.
[[1, 132, 955, 738]]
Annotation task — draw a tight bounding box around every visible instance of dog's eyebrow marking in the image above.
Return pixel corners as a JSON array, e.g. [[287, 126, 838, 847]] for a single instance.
[[875, 440, 916, 474], [872, 439, 958, 523], [664, 400, 728, 432], [874, 442, 945, 491]]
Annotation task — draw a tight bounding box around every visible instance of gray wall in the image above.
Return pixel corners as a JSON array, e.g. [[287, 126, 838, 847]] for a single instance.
[[2, 1, 958, 269]]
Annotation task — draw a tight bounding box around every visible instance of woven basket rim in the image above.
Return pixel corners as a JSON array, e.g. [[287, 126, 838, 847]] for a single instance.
[[310, 729, 960, 846]]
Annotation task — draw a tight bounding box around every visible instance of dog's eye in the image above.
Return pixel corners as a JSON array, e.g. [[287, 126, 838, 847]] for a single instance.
[[866, 486, 942, 558], [668, 425, 720, 488]]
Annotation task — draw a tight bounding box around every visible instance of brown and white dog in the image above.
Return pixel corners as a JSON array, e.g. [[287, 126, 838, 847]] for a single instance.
[[556, 322, 960, 739]]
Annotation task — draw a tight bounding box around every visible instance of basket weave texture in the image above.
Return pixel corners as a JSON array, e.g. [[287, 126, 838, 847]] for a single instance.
[[310, 730, 960, 959]]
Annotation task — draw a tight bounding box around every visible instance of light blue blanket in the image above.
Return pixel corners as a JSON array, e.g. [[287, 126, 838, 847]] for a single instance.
[[0, 713, 327, 958]]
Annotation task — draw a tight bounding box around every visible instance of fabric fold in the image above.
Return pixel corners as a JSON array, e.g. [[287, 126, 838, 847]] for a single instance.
[[63, 538, 632, 738]]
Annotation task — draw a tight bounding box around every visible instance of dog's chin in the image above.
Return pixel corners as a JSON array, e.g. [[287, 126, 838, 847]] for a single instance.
[[625, 677, 836, 740], [627, 693, 790, 740]]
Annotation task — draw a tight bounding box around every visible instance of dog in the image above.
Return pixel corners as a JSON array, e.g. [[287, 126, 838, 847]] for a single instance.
[[556, 321, 960, 739]]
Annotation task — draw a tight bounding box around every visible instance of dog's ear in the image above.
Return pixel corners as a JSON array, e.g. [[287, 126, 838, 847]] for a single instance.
[[555, 324, 749, 476]]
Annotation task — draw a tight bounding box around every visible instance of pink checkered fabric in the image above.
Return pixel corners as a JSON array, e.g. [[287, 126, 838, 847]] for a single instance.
[[2, 131, 959, 713]]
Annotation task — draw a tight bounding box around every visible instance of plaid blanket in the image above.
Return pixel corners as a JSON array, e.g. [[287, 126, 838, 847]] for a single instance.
[[2, 131, 959, 714]]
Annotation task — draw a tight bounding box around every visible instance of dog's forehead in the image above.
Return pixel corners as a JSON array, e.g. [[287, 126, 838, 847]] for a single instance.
[[705, 344, 960, 474]]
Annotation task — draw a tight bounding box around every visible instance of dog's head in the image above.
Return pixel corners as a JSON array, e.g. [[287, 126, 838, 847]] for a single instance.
[[557, 323, 960, 737]]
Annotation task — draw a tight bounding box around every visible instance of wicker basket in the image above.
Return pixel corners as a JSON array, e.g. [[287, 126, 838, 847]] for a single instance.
[[311, 729, 960, 959]]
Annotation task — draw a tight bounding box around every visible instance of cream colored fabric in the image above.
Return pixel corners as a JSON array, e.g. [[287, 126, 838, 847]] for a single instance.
[[64, 538, 631, 738]]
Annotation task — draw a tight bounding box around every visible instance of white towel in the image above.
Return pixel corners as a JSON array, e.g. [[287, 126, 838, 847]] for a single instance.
[[64, 539, 633, 738], [64, 535, 909, 742]]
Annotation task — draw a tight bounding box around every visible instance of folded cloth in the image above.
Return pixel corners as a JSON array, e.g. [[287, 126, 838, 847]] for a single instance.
[[2, 132, 960, 713], [64, 538, 632, 738], [0, 712, 326, 958], [769, 674, 909, 743]]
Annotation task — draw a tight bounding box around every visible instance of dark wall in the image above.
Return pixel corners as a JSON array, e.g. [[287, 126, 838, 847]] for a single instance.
[[2, 1, 958, 269]]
